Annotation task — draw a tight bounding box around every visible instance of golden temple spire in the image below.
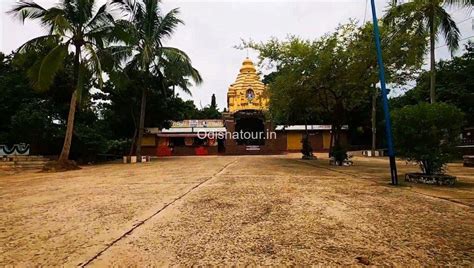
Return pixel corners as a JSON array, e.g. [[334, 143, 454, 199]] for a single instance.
[[227, 58, 268, 113]]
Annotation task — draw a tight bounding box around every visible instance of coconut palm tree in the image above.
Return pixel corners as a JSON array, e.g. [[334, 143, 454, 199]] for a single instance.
[[162, 51, 202, 97], [9, 0, 116, 165], [384, 0, 473, 104], [111, 0, 202, 160]]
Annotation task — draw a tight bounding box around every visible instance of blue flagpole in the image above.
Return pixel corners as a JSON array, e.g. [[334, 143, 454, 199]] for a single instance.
[[370, 0, 398, 185]]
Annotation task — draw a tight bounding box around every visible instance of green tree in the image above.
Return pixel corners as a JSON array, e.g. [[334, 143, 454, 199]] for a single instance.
[[9, 0, 116, 165], [354, 22, 426, 153], [246, 21, 426, 160], [384, 0, 473, 104], [245, 24, 372, 160], [210, 94, 217, 109], [391, 42, 474, 126], [163, 52, 202, 97], [111, 0, 201, 160], [392, 102, 464, 174]]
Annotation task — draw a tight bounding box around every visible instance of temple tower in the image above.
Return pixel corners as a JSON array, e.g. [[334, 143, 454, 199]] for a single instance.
[[223, 58, 285, 154], [227, 58, 268, 113]]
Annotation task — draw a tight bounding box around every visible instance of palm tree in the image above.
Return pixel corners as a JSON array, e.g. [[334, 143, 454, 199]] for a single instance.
[[111, 0, 202, 160], [9, 0, 116, 165], [162, 51, 202, 97], [384, 0, 473, 103]]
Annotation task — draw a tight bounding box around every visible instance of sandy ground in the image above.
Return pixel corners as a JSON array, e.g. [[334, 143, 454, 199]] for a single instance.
[[1, 155, 473, 266]]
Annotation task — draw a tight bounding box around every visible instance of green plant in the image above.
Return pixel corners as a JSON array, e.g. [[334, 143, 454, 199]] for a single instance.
[[9, 0, 116, 164], [392, 102, 464, 175], [384, 0, 473, 104], [332, 144, 348, 165], [301, 135, 313, 158], [110, 0, 202, 160]]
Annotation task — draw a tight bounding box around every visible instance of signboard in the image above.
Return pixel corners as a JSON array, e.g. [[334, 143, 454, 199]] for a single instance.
[[189, 120, 198, 128], [171, 120, 224, 128]]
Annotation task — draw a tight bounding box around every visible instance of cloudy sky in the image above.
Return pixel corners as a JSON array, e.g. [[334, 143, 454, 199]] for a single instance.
[[1, 0, 473, 109]]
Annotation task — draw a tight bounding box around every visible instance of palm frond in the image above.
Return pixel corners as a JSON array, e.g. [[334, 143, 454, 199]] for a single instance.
[[111, 0, 137, 15], [161, 46, 191, 62], [8, 0, 46, 22], [28, 44, 68, 91], [155, 8, 183, 43], [85, 43, 103, 89], [159, 47, 202, 95], [85, 3, 115, 32], [443, 0, 474, 7], [436, 5, 461, 53], [16, 34, 60, 53], [189, 66, 203, 84], [63, 0, 94, 25], [105, 19, 139, 45], [41, 7, 73, 35], [103, 45, 134, 65]]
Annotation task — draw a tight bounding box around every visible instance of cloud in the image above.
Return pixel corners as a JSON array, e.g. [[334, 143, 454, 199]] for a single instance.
[[1, 0, 472, 109]]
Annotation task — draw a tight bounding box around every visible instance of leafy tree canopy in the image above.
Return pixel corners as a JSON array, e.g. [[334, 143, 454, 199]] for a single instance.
[[392, 102, 464, 174], [391, 42, 474, 126]]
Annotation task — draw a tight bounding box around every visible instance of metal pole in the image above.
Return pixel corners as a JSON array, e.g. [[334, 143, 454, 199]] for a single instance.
[[370, 0, 398, 185]]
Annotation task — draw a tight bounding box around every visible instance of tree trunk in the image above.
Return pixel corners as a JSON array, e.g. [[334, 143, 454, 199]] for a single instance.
[[129, 105, 138, 156], [58, 45, 81, 163], [429, 8, 436, 104], [304, 121, 308, 142], [333, 124, 343, 166], [371, 85, 377, 155], [135, 88, 147, 161], [329, 126, 334, 157], [58, 90, 78, 162], [129, 128, 137, 156]]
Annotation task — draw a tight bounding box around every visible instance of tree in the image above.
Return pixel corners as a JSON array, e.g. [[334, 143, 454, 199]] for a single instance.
[[246, 21, 426, 161], [245, 24, 372, 161], [392, 102, 464, 174], [391, 42, 474, 126], [163, 52, 202, 97], [111, 0, 201, 160], [384, 0, 473, 104], [9, 0, 116, 166], [354, 22, 426, 153], [210, 94, 217, 109]]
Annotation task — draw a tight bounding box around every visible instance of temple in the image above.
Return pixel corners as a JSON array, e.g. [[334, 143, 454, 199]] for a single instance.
[[142, 58, 347, 156], [227, 57, 268, 112], [222, 58, 284, 154]]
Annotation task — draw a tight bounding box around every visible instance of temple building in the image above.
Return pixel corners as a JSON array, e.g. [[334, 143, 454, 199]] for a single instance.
[[142, 58, 346, 156], [227, 57, 268, 113], [222, 58, 285, 154]]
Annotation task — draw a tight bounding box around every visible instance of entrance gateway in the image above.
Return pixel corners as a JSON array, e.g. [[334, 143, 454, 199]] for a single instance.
[[141, 58, 347, 156]]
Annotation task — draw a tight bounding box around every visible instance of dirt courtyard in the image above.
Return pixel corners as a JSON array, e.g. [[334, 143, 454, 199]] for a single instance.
[[1, 155, 473, 266]]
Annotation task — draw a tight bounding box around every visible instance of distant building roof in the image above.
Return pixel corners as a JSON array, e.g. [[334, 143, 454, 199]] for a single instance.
[[275, 125, 348, 131], [146, 123, 347, 136], [145, 121, 226, 136], [161, 127, 226, 133], [146, 119, 225, 135]]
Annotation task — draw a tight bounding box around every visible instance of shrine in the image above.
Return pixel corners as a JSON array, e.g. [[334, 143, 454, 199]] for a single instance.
[[142, 58, 346, 156]]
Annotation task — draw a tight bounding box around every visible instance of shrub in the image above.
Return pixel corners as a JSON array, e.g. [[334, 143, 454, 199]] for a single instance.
[[301, 135, 313, 158], [332, 144, 348, 165], [392, 102, 464, 175]]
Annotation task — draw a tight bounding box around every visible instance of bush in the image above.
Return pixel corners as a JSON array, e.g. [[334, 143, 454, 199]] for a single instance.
[[392, 102, 464, 175], [301, 135, 313, 158], [332, 144, 348, 165]]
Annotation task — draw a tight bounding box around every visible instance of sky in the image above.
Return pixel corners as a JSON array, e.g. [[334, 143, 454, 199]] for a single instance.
[[1, 0, 473, 109]]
